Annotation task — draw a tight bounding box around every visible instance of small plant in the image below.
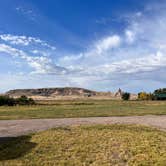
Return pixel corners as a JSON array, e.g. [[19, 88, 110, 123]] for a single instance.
[[122, 92, 130, 100]]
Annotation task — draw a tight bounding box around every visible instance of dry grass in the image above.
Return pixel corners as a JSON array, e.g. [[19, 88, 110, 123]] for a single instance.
[[0, 124, 166, 165], [0, 100, 166, 120]]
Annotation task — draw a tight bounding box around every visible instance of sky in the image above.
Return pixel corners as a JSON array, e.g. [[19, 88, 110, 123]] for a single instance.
[[0, 0, 166, 93]]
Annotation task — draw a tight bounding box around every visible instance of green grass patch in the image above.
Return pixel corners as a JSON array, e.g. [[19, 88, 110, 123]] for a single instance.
[[0, 125, 166, 165], [0, 100, 166, 120]]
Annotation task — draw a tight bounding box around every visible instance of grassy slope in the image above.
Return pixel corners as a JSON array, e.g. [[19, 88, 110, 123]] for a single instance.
[[0, 125, 166, 165], [0, 100, 166, 120]]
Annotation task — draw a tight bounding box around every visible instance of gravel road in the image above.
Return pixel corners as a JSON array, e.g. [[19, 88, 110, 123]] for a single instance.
[[0, 115, 166, 137]]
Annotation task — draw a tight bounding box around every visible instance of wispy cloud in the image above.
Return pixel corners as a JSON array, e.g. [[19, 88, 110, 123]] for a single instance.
[[94, 35, 121, 54], [0, 34, 56, 50], [15, 6, 37, 21], [125, 30, 135, 43], [0, 43, 66, 74]]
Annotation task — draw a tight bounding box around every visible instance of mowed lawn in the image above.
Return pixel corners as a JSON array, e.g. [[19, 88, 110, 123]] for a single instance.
[[0, 125, 166, 165], [0, 100, 166, 120]]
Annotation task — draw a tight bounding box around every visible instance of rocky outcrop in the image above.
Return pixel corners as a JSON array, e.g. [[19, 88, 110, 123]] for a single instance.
[[115, 88, 123, 97]]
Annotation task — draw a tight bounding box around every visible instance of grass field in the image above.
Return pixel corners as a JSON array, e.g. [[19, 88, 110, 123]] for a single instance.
[[0, 100, 166, 120], [0, 124, 166, 165]]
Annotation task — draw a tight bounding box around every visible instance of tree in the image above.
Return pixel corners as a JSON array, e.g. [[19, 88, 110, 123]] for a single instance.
[[122, 92, 130, 100], [138, 92, 149, 100], [153, 88, 166, 100]]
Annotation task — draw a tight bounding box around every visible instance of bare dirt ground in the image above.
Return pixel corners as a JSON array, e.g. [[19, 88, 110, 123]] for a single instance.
[[0, 115, 166, 137]]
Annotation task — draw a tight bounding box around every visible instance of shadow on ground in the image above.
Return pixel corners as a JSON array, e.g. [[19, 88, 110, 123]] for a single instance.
[[0, 135, 36, 160]]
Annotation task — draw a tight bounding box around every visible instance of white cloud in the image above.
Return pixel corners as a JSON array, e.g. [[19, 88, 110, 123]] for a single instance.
[[125, 30, 135, 43], [0, 35, 29, 46], [0, 34, 56, 50], [60, 34, 121, 66], [95, 35, 121, 54], [0, 43, 21, 57], [31, 50, 50, 57], [82, 51, 166, 76], [0, 44, 66, 74]]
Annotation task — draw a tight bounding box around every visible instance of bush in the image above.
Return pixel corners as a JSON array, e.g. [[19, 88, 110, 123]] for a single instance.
[[122, 92, 130, 100], [0, 95, 35, 106], [16, 96, 35, 105], [28, 98, 36, 105], [16, 95, 29, 105], [0, 96, 16, 106]]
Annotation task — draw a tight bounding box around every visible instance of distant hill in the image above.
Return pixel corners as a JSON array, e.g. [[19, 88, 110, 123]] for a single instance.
[[6, 87, 97, 97], [5, 87, 137, 100]]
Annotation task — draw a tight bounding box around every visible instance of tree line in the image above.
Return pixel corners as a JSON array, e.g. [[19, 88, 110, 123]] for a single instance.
[[138, 88, 166, 100], [122, 88, 166, 101]]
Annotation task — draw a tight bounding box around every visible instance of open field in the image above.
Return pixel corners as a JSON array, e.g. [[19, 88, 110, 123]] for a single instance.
[[1, 100, 166, 165], [0, 124, 166, 166], [0, 100, 166, 120]]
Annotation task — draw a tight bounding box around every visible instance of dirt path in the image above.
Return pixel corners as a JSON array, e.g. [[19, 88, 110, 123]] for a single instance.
[[0, 115, 166, 137]]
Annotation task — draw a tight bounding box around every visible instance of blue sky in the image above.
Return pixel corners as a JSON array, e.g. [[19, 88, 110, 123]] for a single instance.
[[0, 0, 166, 93]]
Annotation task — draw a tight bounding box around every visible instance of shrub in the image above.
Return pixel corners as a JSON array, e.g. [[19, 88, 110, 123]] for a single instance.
[[28, 98, 36, 105], [0, 95, 35, 106], [0, 96, 16, 106], [16, 95, 29, 105], [16, 95, 35, 105], [122, 92, 130, 100]]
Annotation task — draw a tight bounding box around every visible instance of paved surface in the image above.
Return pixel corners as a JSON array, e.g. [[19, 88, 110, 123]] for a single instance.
[[0, 115, 166, 137]]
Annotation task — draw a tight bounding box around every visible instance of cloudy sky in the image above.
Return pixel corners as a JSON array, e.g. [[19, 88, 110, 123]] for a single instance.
[[0, 0, 166, 93]]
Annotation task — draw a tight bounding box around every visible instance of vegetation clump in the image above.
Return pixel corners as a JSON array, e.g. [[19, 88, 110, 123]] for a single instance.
[[122, 92, 130, 100], [16, 95, 35, 105], [0, 96, 16, 106], [0, 95, 35, 106]]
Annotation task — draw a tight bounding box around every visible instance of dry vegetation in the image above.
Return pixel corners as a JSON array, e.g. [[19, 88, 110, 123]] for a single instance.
[[0, 100, 166, 120], [0, 124, 166, 165]]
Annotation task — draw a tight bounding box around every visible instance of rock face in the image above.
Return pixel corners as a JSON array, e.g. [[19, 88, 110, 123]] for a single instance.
[[6, 87, 97, 98]]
